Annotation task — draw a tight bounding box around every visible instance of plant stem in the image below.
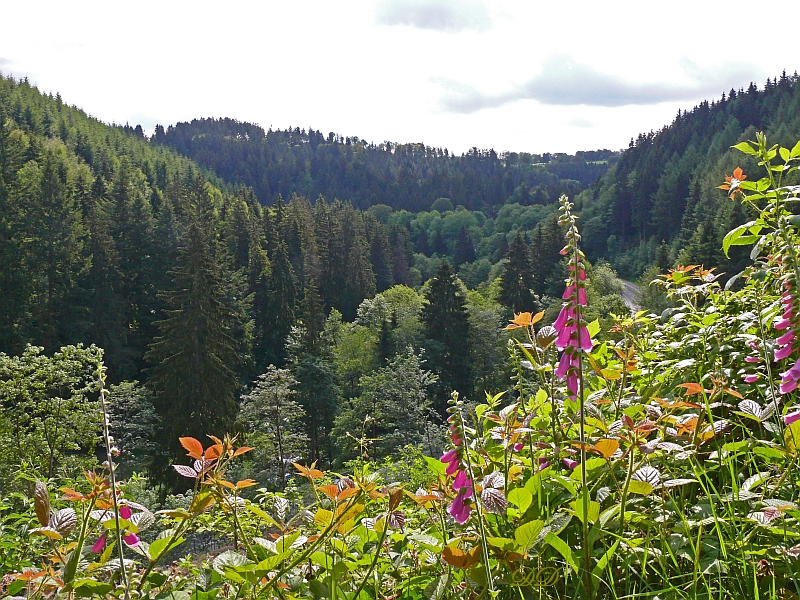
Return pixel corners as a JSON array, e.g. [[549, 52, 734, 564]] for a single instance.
[[97, 362, 130, 600]]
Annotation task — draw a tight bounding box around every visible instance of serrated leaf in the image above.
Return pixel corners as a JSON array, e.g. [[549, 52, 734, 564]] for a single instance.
[[49, 508, 77, 535], [742, 471, 770, 492], [173, 464, 198, 478], [507, 488, 532, 514], [632, 465, 661, 487], [33, 481, 50, 527], [662, 479, 696, 488], [212, 550, 251, 574], [514, 519, 545, 550]]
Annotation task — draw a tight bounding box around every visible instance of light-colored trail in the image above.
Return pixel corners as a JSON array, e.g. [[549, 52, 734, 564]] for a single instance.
[[618, 279, 641, 314]]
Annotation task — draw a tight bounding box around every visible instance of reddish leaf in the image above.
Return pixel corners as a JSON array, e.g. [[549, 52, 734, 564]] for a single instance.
[[677, 383, 708, 396], [179, 437, 204, 459], [33, 481, 50, 527], [205, 444, 222, 460]]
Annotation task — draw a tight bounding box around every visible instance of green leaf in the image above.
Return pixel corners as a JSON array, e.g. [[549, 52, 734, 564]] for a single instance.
[[784, 421, 800, 455], [148, 534, 185, 560], [790, 139, 800, 159], [627, 480, 654, 496], [591, 540, 620, 591], [72, 580, 114, 598], [246, 503, 279, 527], [514, 519, 545, 549], [535, 387, 548, 405], [424, 455, 446, 476], [780, 147, 791, 162], [722, 221, 760, 257], [486, 536, 517, 551], [732, 141, 758, 156], [544, 532, 578, 573], [571, 499, 600, 524], [507, 488, 533, 514], [212, 550, 251, 574], [586, 319, 601, 338]]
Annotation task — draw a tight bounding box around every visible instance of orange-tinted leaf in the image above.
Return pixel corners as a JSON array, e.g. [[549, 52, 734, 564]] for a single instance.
[[233, 446, 254, 457], [723, 387, 744, 399], [308, 469, 324, 479], [337, 487, 360, 501], [179, 437, 204, 459], [235, 479, 257, 489], [441, 544, 481, 569], [594, 439, 620, 458], [676, 417, 699, 436], [678, 383, 706, 396], [58, 487, 84, 501], [388, 487, 403, 511], [205, 445, 222, 460], [15, 570, 49, 581], [318, 484, 340, 501], [217, 480, 236, 490]]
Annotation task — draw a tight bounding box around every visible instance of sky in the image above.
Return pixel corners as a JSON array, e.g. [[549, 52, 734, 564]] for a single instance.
[[2, 0, 799, 155]]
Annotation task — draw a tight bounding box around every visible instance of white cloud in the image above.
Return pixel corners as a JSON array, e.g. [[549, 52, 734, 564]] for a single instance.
[[375, 0, 491, 32], [436, 55, 764, 112]]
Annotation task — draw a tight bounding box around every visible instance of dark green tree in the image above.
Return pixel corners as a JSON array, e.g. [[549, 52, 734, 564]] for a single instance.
[[499, 233, 536, 312], [145, 180, 242, 489], [421, 260, 472, 416]]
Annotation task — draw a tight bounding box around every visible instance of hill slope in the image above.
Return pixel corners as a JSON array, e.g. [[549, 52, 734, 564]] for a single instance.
[[578, 71, 800, 276], [154, 117, 618, 212]]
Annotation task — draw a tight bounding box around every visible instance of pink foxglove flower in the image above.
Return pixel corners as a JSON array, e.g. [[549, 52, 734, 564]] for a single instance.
[[780, 359, 800, 394], [123, 532, 140, 546], [784, 410, 800, 425], [744, 374, 760, 383], [91, 534, 107, 553]]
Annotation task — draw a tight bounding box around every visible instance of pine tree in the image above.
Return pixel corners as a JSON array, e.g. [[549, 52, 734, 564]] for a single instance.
[[367, 217, 394, 292], [499, 233, 536, 312], [145, 179, 242, 489], [453, 225, 476, 268], [422, 260, 471, 416], [264, 240, 297, 365]]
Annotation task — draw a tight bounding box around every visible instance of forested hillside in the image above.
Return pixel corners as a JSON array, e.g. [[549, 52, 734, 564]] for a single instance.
[[154, 117, 617, 211], [578, 70, 800, 276], [1, 75, 634, 492]]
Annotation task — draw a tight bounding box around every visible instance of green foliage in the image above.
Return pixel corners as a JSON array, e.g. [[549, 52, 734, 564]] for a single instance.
[[107, 381, 160, 477], [0, 344, 102, 484], [332, 349, 439, 462], [238, 366, 307, 489]]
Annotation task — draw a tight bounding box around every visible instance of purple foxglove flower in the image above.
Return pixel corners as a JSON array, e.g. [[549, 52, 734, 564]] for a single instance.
[[785, 411, 800, 425], [92, 534, 107, 553]]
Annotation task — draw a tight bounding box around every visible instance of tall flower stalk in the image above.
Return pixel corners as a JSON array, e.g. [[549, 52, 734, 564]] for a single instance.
[[96, 360, 131, 600], [555, 195, 594, 597]]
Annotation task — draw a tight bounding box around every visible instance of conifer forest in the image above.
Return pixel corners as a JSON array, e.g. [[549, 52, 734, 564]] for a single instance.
[[3, 70, 800, 599]]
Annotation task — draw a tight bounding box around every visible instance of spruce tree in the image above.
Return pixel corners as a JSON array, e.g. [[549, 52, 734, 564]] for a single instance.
[[145, 179, 241, 489], [422, 260, 471, 416], [453, 225, 476, 267], [264, 240, 297, 365], [499, 233, 536, 313]]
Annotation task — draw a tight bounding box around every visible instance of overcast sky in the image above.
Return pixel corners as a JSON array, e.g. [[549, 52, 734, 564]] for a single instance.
[[2, 0, 798, 155]]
